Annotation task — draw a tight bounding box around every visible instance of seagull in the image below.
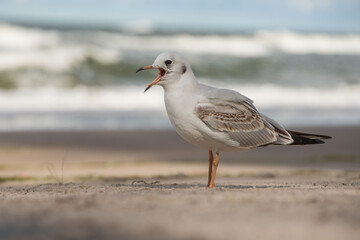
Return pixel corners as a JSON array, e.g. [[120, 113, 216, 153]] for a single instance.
[[136, 52, 331, 188]]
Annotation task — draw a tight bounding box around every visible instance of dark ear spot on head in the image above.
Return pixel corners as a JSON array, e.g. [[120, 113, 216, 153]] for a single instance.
[[182, 64, 187, 74]]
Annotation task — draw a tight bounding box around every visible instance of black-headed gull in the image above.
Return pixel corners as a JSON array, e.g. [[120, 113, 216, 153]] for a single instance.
[[137, 52, 331, 188]]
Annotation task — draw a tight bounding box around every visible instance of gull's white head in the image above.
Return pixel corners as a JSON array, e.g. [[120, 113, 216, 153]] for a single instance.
[[136, 52, 191, 92]]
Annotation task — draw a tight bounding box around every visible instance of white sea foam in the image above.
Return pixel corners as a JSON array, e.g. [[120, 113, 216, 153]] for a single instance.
[[228, 83, 360, 109], [1, 23, 360, 72], [0, 23, 59, 50], [94, 30, 360, 57], [0, 84, 359, 111], [0, 23, 120, 71], [0, 86, 163, 111], [0, 84, 359, 130], [254, 30, 360, 55], [0, 46, 121, 71]]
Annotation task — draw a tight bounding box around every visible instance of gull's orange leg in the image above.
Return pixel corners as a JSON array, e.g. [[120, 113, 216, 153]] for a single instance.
[[207, 150, 213, 187], [209, 152, 220, 188]]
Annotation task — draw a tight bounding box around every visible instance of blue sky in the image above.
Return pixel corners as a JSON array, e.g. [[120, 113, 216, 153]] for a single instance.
[[0, 0, 359, 32]]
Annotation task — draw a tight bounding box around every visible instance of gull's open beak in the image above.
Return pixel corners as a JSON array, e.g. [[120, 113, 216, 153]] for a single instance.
[[136, 65, 167, 92]]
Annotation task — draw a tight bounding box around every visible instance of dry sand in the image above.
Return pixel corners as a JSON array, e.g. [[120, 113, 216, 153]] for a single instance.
[[1, 176, 359, 240], [0, 126, 359, 240]]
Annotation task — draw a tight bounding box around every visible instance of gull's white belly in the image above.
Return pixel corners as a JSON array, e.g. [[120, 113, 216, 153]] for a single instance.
[[167, 107, 211, 149]]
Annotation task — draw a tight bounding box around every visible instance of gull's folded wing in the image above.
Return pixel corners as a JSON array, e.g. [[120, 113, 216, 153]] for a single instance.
[[195, 96, 293, 148]]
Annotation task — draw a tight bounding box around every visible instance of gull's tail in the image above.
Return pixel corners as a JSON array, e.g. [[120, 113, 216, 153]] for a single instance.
[[287, 130, 332, 145]]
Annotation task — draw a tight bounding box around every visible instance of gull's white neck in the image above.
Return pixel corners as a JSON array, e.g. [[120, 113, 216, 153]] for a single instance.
[[162, 68, 211, 150], [162, 69, 199, 94], [163, 68, 200, 118]]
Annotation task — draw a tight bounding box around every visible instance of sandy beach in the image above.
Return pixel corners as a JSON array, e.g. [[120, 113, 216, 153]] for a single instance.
[[0, 126, 359, 239]]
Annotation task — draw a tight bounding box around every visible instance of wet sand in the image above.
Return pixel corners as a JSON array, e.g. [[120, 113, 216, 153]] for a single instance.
[[0, 126, 359, 239]]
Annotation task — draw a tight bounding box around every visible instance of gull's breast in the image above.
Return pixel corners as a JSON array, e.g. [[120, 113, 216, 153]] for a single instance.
[[164, 91, 243, 151]]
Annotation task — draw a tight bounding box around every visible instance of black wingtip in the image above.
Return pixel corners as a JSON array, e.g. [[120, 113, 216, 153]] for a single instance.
[[287, 130, 332, 145]]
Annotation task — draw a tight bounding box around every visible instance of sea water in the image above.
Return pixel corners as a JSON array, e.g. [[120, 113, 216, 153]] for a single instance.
[[0, 22, 359, 130]]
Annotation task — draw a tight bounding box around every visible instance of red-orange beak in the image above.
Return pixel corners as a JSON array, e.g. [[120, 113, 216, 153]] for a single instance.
[[136, 65, 167, 92]]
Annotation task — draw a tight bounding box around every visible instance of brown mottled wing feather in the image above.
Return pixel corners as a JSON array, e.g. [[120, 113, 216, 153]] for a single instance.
[[195, 98, 292, 148]]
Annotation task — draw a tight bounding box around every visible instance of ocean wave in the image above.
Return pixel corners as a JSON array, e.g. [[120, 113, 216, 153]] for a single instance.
[[1, 23, 360, 72], [254, 30, 360, 55], [114, 30, 360, 56], [0, 23, 120, 71], [0, 23, 59, 50], [0, 84, 359, 130], [229, 83, 360, 109], [0, 84, 359, 111], [1, 22, 359, 129], [0, 45, 121, 71]]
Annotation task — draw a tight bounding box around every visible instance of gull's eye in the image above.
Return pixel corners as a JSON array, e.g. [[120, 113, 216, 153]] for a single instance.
[[165, 60, 172, 65]]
